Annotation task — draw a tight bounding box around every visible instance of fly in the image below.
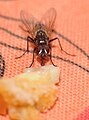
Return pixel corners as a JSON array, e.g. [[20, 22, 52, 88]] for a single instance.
[[16, 8, 75, 67]]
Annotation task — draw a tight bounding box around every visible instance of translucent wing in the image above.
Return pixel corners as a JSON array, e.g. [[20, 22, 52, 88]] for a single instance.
[[20, 10, 38, 37], [41, 8, 57, 34]]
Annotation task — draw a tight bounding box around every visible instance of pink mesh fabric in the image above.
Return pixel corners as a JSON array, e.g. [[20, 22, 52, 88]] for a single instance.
[[0, 0, 89, 120]]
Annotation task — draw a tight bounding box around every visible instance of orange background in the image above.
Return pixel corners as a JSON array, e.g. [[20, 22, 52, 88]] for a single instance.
[[0, 0, 89, 120]]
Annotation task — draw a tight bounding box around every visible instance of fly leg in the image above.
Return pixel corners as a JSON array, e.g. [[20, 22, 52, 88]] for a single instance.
[[49, 37, 75, 56], [29, 48, 36, 67], [49, 48, 57, 67], [15, 36, 34, 59]]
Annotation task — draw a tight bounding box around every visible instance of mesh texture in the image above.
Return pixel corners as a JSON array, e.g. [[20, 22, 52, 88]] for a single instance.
[[0, 0, 89, 120]]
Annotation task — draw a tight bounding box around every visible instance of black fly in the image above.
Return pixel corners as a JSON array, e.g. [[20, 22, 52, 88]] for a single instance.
[[16, 8, 74, 67]]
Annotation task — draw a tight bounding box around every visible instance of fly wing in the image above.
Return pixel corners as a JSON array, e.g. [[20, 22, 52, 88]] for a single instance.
[[41, 8, 57, 35], [20, 10, 38, 37]]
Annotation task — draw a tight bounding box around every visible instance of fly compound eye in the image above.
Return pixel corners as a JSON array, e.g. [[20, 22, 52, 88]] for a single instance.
[[38, 48, 48, 57], [44, 49, 48, 54], [39, 49, 42, 55]]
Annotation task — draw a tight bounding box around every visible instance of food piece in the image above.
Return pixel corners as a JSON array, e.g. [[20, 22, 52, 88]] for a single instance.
[[8, 106, 40, 120], [0, 65, 60, 120], [35, 86, 58, 112], [0, 95, 7, 115]]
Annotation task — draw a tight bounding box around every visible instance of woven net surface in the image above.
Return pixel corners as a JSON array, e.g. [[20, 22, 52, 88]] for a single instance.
[[0, 0, 89, 120]]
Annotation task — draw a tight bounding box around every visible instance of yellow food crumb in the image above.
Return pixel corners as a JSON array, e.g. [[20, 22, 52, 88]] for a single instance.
[[0, 65, 60, 120]]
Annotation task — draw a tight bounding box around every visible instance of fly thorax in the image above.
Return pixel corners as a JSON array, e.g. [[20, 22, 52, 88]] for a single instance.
[[35, 30, 48, 45]]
